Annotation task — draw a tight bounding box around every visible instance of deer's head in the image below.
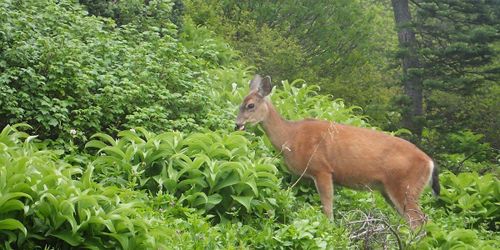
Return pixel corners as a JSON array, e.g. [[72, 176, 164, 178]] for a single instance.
[[235, 75, 273, 131]]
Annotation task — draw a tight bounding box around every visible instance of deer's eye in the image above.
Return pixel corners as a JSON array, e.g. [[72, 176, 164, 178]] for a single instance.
[[247, 103, 255, 109]]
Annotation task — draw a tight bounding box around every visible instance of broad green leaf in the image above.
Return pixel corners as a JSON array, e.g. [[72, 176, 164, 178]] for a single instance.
[[135, 127, 155, 141], [256, 179, 280, 189], [184, 192, 208, 208], [0, 200, 25, 214], [62, 215, 79, 234], [0, 219, 27, 236], [256, 171, 278, 181], [240, 179, 259, 196], [223, 134, 248, 149], [178, 178, 207, 190], [206, 194, 223, 209], [231, 195, 253, 212], [89, 217, 116, 233], [212, 172, 240, 192], [446, 229, 477, 244], [118, 130, 146, 144], [76, 195, 99, 209], [190, 154, 210, 170], [90, 133, 117, 146], [98, 146, 126, 159], [51, 231, 84, 247], [0, 192, 32, 208], [216, 162, 244, 177], [103, 232, 129, 249], [114, 217, 136, 235], [208, 148, 231, 159], [162, 178, 178, 192], [255, 164, 278, 173], [145, 149, 174, 164], [82, 165, 94, 188], [7, 123, 32, 133]]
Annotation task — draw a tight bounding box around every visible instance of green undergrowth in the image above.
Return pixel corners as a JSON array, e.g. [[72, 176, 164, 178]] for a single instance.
[[1, 124, 498, 249], [85, 128, 287, 221], [0, 124, 176, 249]]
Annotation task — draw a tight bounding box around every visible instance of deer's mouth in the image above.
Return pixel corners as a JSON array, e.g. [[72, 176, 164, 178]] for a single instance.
[[235, 124, 245, 131]]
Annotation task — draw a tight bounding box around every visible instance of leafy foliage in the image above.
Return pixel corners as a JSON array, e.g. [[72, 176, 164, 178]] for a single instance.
[[411, 0, 500, 147], [85, 128, 287, 220], [184, 0, 399, 122], [437, 172, 499, 230], [79, 0, 185, 31], [0, 0, 217, 142], [3, 122, 498, 249], [272, 80, 369, 127], [203, 68, 373, 132], [417, 224, 498, 250], [0, 124, 179, 249], [0, 0, 498, 249], [422, 129, 498, 174]]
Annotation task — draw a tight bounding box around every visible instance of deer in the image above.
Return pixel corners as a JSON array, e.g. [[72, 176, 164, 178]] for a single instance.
[[235, 74, 440, 229]]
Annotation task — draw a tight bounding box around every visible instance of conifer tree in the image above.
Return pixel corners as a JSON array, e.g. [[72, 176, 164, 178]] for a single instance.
[[414, 0, 499, 94], [391, 0, 424, 138], [412, 0, 499, 145]]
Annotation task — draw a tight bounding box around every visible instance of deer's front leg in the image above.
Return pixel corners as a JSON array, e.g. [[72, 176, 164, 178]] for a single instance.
[[313, 172, 334, 220]]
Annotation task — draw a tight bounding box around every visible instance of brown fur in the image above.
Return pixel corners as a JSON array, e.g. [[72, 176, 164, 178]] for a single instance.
[[236, 75, 439, 229]]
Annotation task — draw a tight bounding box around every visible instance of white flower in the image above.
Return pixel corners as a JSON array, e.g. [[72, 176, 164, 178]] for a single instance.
[[70, 129, 77, 135], [231, 82, 237, 92]]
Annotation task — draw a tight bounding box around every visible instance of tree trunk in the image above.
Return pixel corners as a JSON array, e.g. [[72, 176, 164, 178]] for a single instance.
[[391, 0, 423, 139]]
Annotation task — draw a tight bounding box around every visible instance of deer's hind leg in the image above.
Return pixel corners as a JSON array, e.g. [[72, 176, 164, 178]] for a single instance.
[[383, 179, 427, 229]]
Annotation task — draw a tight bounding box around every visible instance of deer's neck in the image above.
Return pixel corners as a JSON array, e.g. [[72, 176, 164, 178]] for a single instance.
[[261, 100, 294, 152]]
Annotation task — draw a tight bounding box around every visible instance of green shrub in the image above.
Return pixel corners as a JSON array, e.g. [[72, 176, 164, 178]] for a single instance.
[[0, 124, 188, 249], [181, 18, 239, 68], [212, 205, 350, 250], [86, 128, 285, 220], [446, 131, 493, 161], [416, 223, 499, 249], [0, 0, 218, 142], [437, 171, 499, 231], [422, 129, 498, 174], [79, 0, 184, 31], [272, 80, 369, 127]]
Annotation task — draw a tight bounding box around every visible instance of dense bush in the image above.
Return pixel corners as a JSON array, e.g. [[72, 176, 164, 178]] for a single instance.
[[272, 80, 369, 127], [437, 172, 499, 230], [412, 171, 500, 249], [79, 0, 184, 31], [422, 129, 499, 174], [0, 124, 178, 249], [0, 0, 214, 142], [85, 128, 289, 220]]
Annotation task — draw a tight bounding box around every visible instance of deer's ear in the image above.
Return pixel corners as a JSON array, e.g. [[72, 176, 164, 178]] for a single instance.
[[258, 76, 272, 97], [249, 74, 262, 91]]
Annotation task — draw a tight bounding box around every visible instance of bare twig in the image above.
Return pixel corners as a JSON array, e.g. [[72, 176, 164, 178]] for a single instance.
[[289, 138, 322, 190], [453, 151, 480, 172], [345, 209, 404, 250], [288, 125, 335, 190]]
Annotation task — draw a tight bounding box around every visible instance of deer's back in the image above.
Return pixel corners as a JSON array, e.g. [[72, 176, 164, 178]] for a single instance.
[[282, 120, 431, 188]]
